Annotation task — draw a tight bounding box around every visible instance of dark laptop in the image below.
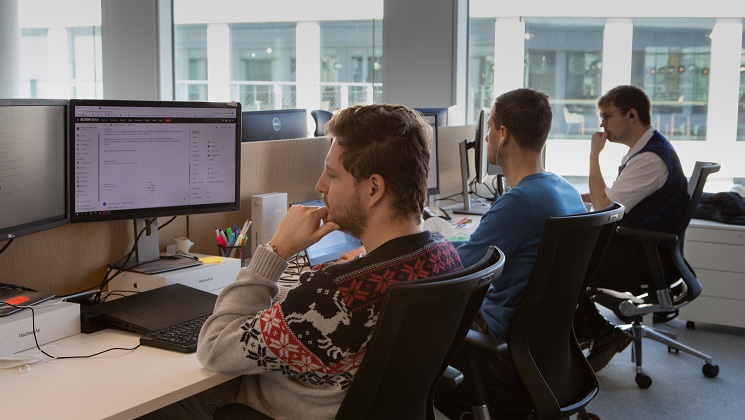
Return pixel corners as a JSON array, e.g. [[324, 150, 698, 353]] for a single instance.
[[293, 199, 362, 266], [83, 283, 217, 335], [0, 287, 55, 316]]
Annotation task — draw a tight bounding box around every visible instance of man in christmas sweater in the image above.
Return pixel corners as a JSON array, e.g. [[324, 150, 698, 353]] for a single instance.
[[194, 104, 463, 419]]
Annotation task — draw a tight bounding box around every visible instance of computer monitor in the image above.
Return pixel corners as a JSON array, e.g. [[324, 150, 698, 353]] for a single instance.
[[0, 99, 69, 242], [473, 109, 490, 184], [414, 107, 448, 127], [69, 99, 241, 273], [444, 109, 492, 215], [242, 108, 308, 142], [416, 111, 441, 196]]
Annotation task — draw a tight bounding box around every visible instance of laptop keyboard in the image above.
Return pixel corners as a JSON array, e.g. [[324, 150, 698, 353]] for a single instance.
[[140, 314, 209, 353]]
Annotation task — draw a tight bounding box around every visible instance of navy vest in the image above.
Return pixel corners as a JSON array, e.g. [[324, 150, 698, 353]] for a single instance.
[[619, 131, 688, 233]]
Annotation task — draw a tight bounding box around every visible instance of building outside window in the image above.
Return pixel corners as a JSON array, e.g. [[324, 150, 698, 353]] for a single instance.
[[230, 23, 296, 110], [524, 18, 604, 139], [18, 0, 102, 99], [174, 25, 207, 102], [320, 20, 382, 111], [631, 18, 715, 141], [468, 18, 495, 124]]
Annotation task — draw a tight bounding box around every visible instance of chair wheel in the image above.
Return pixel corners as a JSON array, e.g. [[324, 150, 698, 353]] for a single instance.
[[635, 373, 652, 389], [686, 321, 695, 330], [703, 363, 719, 378]]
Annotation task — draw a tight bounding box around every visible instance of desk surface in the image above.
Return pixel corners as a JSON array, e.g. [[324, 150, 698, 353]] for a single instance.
[[0, 329, 238, 420], [0, 221, 477, 419]]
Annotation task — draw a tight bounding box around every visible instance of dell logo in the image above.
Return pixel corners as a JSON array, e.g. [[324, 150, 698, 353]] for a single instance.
[[272, 117, 281, 131]]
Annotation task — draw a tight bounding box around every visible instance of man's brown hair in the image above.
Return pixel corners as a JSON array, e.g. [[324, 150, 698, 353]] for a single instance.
[[597, 84, 652, 126], [325, 104, 431, 220]]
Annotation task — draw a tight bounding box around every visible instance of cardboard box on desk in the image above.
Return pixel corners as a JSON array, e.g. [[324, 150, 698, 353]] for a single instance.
[[106, 256, 241, 296], [0, 301, 80, 355]]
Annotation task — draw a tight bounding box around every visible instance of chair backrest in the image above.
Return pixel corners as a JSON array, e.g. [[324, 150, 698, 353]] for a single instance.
[[670, 161, 720, 300], [311, 109, 333, 136], [676, 161, 721, 243], [507, 203, 623, 420], [336, 246, 505, 420]]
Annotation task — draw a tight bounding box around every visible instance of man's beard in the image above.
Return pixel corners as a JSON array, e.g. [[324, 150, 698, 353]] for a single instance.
[[326, 191, 367, 239]]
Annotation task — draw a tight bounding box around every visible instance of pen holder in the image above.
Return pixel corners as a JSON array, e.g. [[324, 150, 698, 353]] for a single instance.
[[218, 244, 248, 267]]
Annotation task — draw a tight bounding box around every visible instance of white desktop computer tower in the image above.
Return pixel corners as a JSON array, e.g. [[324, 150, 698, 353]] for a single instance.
[[250, 192, 288, 255]]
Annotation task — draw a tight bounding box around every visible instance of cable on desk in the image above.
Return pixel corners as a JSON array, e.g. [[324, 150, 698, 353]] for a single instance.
[[0, 238, 13, 255], [4, 303, 141, 361], [60, 216, 177, 304]]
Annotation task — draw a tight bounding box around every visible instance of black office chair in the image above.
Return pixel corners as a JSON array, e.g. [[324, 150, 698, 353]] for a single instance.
[[212, 246, 505, 420], [311, 109, 333, 136], [592, 161, 721, 388], [336, 246, 505, 420], [452, 203, 624, 420]]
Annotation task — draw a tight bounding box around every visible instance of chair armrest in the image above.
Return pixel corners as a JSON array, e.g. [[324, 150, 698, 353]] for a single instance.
[[616, 226, 677, 243], [463, 329, 507, 355]]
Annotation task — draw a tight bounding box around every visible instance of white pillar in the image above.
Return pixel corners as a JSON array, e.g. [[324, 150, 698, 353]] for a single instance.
[[492, 17, 525, 98], [706, 19, 743, 147], [207, 23, 230, 102], [601, 18, 633, 94], [296, 22, 321, 112], [47, 27, 71, 98], [0, 0, 22, 98]]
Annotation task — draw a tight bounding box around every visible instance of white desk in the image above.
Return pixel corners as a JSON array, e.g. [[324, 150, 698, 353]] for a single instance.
[[0, 329, 238, 419]]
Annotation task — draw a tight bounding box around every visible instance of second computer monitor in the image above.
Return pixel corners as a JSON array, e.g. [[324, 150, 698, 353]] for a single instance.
[[416, 110, 441, 195], [473, 109, 491, 184], [241, 109, 308, 142]]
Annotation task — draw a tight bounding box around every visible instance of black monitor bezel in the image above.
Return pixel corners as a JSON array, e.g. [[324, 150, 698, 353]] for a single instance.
[[241, 108, 308, 142], [473, 109, 490, 183], [68, 99, 241, 224], [0, 98, 70, 241]]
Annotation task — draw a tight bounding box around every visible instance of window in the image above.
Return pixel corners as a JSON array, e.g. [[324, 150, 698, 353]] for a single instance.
[[19, 0, 103, 99], [230, 23, 296, 110], [174, 25, 208, 101], [524, 18, 604, 139], [468, 18, 495, 124], [631, 18, 715, 141], [320, 20, 382, 111]]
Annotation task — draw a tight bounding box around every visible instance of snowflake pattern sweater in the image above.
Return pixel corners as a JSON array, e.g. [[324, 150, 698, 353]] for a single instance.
[[197, 230, 462, 419]]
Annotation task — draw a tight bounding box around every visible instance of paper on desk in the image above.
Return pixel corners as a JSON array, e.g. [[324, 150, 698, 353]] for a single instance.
[[199, 256, 224, 264], [421, 217, 470, 242]]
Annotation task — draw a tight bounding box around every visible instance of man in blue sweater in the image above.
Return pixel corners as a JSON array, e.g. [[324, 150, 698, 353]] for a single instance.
[[453, 88, 586, 386], [575, 85, 688, 372]]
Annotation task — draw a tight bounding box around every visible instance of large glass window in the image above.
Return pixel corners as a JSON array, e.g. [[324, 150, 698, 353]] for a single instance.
[[320, 20, 382, 111], [738, 23, 745, 141], [19, 0, 103, 99], [230, 23, 296, 110], [631, 19, 714, 141], [174, 25, 207, 101], [524, 18, 605, 139], [468, 18, 495, 124]]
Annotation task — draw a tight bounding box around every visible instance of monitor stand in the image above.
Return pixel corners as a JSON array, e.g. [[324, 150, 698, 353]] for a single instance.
[[443, 140, 490, 215], [111, 218, 202, 275]]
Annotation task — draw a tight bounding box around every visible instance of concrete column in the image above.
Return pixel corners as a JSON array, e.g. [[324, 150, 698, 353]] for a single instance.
[[296, 21, 321, 112], [0, 0, 22, 98], [601, 18, 633, 94], [207, 23, 230, 101], [492, 17, 525, 98]]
